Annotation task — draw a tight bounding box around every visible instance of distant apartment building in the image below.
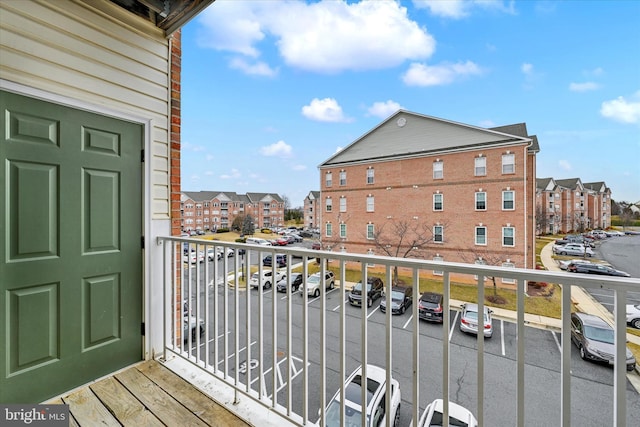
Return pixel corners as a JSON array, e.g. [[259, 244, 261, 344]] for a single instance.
[[181, 191, 285, 232], [536, 178, 611, 234], [304, 191, 320, 229], [318, 110, 539, 273]]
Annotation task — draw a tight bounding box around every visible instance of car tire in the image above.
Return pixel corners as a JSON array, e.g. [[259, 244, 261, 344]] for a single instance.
[[561, 251, 567, 255], [264, 281, 271, 289], [632, 318, 640, 329], [579, 345, 587, 360], [400, 305, 405, 315], [367, 297, 372, 308], [329, 281, 335, 290], [393, 404, 401, 427], [314, 289, 320, 298]]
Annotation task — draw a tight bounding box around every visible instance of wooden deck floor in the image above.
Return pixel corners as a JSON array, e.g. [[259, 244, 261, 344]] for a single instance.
[[48, 360, 251, 427]]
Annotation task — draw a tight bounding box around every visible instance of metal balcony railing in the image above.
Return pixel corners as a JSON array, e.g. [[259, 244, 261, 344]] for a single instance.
[[158, 237, 639, 427]]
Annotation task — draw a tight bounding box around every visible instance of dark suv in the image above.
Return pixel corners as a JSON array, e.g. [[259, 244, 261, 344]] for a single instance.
[[348, 277, 384, 307], [380, 286, 413, 315], [263, 254, 286, 268], [418, 292, 444, 323]]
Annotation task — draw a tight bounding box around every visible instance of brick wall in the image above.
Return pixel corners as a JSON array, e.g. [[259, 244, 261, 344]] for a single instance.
[[170, 30, 182, 236]]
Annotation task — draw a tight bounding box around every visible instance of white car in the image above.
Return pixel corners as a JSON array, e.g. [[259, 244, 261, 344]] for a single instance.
[[414, 399, 477, 427], [323, 364, 401, 427], [627, 304, 640, 329], [552, 243, 594, 257], [459, 303, 493, 338], [249, 270, 285, 290], [183, 250, 204, 264], [301, 271, 335, 298]]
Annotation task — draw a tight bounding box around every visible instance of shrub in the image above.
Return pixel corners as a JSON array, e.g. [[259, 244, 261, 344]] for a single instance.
[[216, 228, 230, 233], [235, 238, 246, 243]]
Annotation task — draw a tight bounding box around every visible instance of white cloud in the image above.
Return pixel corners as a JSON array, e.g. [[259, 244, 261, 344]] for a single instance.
[[302, 98, 352, 122], [367, 100, 402, 118], [292, 164, 307, 171], [569, 82, 599, 92], [600, 92, 640, 124], [479, 119, 496, 127], [402, 61, 482, 86], [558, 160, 572, 171], [205, 154, 214, 161], [198, 0, 435, 73], [183, 141, 206, 152], [229, 57, 278, 77], [521, 62, 541, 89], [521, 63, 534, 75], [220, 168, 242, 179], [260, 140, 293, 158], [414, 0, 516, 19], [204, 171, 214, 176]]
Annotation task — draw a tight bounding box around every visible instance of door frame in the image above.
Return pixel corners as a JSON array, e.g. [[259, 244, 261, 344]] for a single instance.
[[1, 79, 152, 358]]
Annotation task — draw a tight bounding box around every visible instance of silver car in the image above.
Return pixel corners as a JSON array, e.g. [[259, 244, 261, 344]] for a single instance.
[[459, 303, 493, 338], [552, 243, 594, 257]]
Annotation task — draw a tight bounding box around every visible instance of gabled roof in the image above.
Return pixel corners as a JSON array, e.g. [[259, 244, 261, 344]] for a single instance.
[[583, 182, 609, 193], [320, 110, 533, 167], [555, 178, 584, 191], [182, 191, 240, 202], [306, 191, 320, 200], [536, 178, 557, 191], [246, 193, 284, 203]]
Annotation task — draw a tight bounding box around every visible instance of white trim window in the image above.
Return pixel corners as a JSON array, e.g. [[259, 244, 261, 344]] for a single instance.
[[475, 226, 487, 245], [339, 223, 347, 238], [503, 190, 515, 210], [433, 193, 443, 211], [325, 222, 332, 237], [433, 225, 444, 243], [339, 170, 347, 186], [339, 196, 347, 212], [475, 157, 486, 176], [325, 172, 332, 187], [502, 227, 515, 246], [325, 197, 332, 212], [366, 168, 374, 184], [433, 160, 443, 179], [475, 192, 486, 210], [433, 255, 444, 276], [366, 196, 374, 212], [502, 153, 515, 174], [366, 223, 375, 240], [502, 261, 516, 284]]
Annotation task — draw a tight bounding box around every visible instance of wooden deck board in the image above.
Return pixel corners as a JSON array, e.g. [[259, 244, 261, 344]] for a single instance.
[[63, 387, 121, 427], [90, 376, 164, 427], [138, 360, 250, 427]]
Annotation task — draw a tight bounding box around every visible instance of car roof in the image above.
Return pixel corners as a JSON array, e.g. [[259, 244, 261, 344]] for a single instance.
[[420, 292, 442, 302], [463, 303, 490, 313], [573, 312, 611, 329]]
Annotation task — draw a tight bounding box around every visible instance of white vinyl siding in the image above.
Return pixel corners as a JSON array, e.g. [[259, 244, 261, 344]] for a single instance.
[[0, 0, 170, 219]]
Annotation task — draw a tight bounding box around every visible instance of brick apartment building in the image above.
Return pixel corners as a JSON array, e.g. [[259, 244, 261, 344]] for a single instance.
[[304, 191, 321, 230], [536, 178, 611, 234], [318, 110, 539, 274], [181, 191, 285, 232]]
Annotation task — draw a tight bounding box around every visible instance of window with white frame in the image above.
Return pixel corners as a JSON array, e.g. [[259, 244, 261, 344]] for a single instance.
[[433, 193, 443, 211], [339, 197, 347, 212], [433, 255, 444, 276], [503, 190, 515, 210], [475, 192, 486, 210], [501, 261, 515, 283], [433, 225, 443, 243], [502, 227, 515, 246], [502, 153, 515, 174], [367, 168, 374, 184], [475, 157, 486, 176], [433, 161, 443, 179], [325, 197, 332, 212], [367, 223, 375, 239], [366, 196, 374, 212], [325, 172, 332, 187], [475, 226, 487, 245], [340, 223, 347, 238], [325, 222, 332, 237], [339, 171, 346, 186]]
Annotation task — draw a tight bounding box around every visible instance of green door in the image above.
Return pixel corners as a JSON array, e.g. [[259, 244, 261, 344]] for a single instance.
[[0, 91, 143, 403]]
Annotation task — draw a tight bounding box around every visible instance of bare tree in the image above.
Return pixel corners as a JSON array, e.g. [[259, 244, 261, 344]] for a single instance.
[[367, 217, 442, 284], [458, 249, 510, 302], [536, 205, 549, 235]]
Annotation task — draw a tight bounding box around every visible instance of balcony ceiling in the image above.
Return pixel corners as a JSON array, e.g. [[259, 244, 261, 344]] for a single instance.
[[109, 0, 215, 36]]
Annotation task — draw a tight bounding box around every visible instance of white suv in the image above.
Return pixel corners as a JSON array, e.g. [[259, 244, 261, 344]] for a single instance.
[[249, 270, 285, 290], [301, 271, 335, 298], [323, 364, 401, 427]]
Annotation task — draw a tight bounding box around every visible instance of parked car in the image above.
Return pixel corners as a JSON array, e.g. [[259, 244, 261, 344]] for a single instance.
[[558, 259, 592, 270], [286, 233, 303, 242], [217, 247, 235, 260], [301, 271, 335, 297], [555, 234, 594, 247], [567, 262, 630, 277], [552, 243, 594, 257], [246, 237, 272, 246], [263, 254, 287, 268], [323, 364, 401, 427], [183, 250, 204, 264], [182, 300, 204, 342], [276, 273, 304, 293], [459, 303, 493, 338], [605, 230, 625, 237], [380, 286, 413, 315], [249, 270, 285, 290], [627, 304, 640, 329], [348, 277, 384, 307], [414, 399, 478, 427], [312, 241, 322, 250], [570, 312, 636, 371], [588, 230, 607, 239], [418, 292, 444, 323], [273, 237, 289, 246]]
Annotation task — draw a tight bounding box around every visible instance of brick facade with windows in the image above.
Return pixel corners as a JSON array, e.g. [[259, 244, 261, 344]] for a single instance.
[[319, 111, 539, 273], [304, 191, 321, 229]]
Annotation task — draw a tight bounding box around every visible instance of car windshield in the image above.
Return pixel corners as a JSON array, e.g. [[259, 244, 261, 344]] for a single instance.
[[324, 399, 366, 427], [583, 325, 614, 344], [429, 411, 470, 427], [308, 275, 320, 284], [391, 290, 405, 300], [464, 310, 488, 322], [251, 273, 259, 280], [352, 282, 372, 292]]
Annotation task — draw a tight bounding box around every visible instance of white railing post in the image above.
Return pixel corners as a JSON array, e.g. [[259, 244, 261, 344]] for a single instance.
[[613, 289, 627, 427]]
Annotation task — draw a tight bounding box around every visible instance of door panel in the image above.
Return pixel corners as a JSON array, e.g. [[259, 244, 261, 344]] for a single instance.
[[1, 90, 143, 403]]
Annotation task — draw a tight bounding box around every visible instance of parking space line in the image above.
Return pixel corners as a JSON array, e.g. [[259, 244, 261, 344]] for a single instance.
[[403, 315, 413, 329], [500, 319, 506, 356], [367, 306, 379, 319], [449, 311, 459, 342], [551, 331, 561, 353]]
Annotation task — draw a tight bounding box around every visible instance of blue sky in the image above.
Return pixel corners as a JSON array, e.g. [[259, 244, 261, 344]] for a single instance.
[[180, 0, 640, 207]]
